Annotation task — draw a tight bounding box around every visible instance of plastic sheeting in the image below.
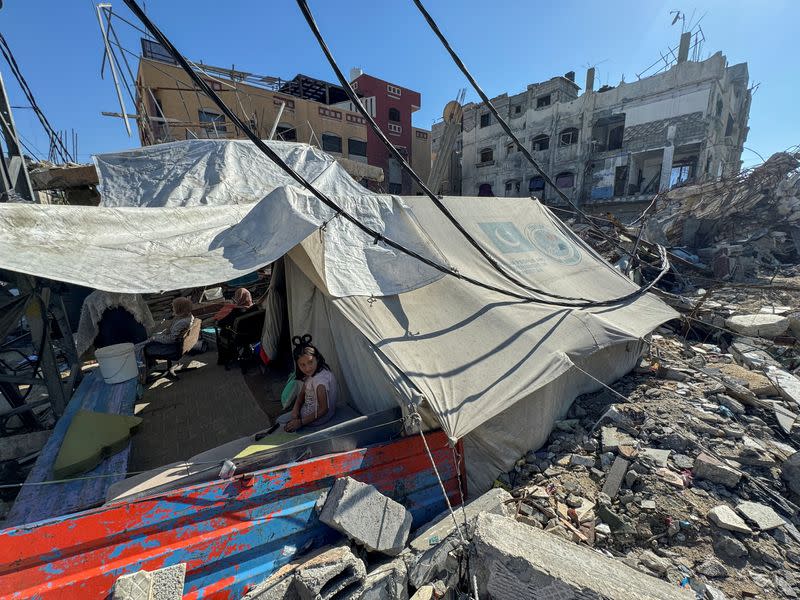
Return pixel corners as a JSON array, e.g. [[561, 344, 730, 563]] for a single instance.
[[0, 187, 442, 297], [93, 140, 368, 207]]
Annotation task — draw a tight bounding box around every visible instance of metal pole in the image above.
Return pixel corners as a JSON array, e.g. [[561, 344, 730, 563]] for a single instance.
[[0, 69, 34, 201], [95, 3, 131, 136], [268, 101, 285, 140]]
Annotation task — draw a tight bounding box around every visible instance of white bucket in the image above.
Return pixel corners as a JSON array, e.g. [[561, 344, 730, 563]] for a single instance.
[[95, 342, 138, 384]]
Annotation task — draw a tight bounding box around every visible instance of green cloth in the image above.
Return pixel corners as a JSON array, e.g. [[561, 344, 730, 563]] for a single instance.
[[53, 410, 142, 479], [280, 372, 300, 409]]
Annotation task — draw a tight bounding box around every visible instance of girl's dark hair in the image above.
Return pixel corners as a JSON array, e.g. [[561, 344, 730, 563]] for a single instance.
[[292, 335, 328, 378]]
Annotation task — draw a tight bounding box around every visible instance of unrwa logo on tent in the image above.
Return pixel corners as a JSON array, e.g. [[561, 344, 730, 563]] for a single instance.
[[478, 222, 534, 254], [525, 225, 582, 266], [478, 221, 581, 266]]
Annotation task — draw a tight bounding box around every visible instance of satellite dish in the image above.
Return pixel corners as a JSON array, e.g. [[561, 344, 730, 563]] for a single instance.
[[442, 100, 463, 124]]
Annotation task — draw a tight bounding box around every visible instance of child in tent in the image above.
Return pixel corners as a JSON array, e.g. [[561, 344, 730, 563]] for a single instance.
[[282, 335, 337, 432]]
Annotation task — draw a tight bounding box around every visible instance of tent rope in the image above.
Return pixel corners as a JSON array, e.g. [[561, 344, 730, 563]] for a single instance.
[[408, 406, 467, 545]]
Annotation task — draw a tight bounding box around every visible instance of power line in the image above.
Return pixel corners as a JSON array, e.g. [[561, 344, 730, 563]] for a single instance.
[[0, 33, 74, 163]]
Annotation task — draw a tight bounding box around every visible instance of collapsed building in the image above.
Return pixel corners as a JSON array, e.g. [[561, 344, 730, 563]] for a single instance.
[[432, 31, 752, 220]]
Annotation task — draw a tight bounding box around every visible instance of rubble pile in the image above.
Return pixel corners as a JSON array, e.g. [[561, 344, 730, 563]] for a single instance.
[[492, 320, 800, 600], [644, 152, 800, 280]]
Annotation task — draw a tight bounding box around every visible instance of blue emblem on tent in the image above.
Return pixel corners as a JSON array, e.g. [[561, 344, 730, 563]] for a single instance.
[[525, 226, 582, 265], [478, 222, 534, 254]]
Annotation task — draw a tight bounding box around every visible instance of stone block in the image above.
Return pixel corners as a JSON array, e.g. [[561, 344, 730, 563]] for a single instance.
[[112, 563, 186, 600], [318, 477, 412, 556], [360, 559, 408, 600], [471, 513, 692, 599], [708, 505, 752, 534], [601, 456, 629, 499], [602, 426, 637, 452], [294, 545, 366, 600], [409, 585, 434, 600], [736, 501, 785, 531], [639, 448, 671, 469], [725, 314, 789, 339], [693, 452, 741, 488]]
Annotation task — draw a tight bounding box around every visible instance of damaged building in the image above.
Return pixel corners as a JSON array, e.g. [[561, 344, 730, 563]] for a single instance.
[[433, 32, 751, 218]]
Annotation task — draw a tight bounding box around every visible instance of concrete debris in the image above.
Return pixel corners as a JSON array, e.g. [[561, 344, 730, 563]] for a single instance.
[[318, 477, 412, 556], [472, 513, 692, 599], [601, 456, 629, 499], [293, 545, 366, 600], [360, 560, 408, 600], [736, 501, 785, 531], [708, 505, 753, 534], [403, 487, 511, 589], [725, 314, 789, 338], [693, 453, 741, 488], [112, 563, 186, 600]]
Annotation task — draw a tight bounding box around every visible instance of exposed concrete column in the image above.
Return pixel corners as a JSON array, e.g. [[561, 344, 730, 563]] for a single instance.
[[659, 125, 677, 192], [659, 145, 675, 192], [585, 68, 595, 94], [677, 31, 692, 63]]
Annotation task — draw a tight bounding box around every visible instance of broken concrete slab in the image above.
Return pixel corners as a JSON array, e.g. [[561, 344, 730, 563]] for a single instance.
[[318, 477, 412, 556], [639, 448, 671, 469], [730, 340, 780, 370], [294, 545, 365, 600], [693, 452, 741, 488], [601, 426, 636, 452], [774, 403, 797, 434], [360, 559, 408, 600], [408, 585, 434, 600], [717, 363, 777, 396], [725, 314, 789, 338], [766, 366, 800, 409], [408, 487, 511, 554], [112, 564, 186, 600], [736, 501, 785, 531], [708, 505, 753, 534], [404, 488, 512, 589], [472, 513, 692, 599], [601, 456, 629, 499]]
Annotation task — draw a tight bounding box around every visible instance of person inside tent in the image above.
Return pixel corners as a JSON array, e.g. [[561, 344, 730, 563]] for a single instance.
[[213, 287, 258, 366], [280, 335, 337, 432], [142, 297, 194, 368]]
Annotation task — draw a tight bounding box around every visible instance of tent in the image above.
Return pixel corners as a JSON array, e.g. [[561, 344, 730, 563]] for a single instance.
[[0, 140, 676, 491]]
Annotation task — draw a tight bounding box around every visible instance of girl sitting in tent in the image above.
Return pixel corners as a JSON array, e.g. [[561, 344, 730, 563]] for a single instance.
[[281, 335, 337, 432]]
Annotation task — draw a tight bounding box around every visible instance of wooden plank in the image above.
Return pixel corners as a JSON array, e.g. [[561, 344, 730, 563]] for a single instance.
[[5, 371, 138, 526]]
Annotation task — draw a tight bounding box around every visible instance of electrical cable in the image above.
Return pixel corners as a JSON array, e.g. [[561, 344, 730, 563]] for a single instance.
[[0, 34, 73, 162], [410, 0, 666, 267], [121, 0, 611, 308], [304, 0, 671, 307], [124, 0, 672, 309], [296, 0, 595, 305]]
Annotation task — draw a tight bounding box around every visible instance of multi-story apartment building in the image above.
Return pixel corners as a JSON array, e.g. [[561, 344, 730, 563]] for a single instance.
[[432, 32, 751, 216], [135, 39, 430, 194]]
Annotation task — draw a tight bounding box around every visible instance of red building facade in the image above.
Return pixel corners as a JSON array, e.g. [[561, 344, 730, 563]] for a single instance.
[[351, 73, 422, 194]]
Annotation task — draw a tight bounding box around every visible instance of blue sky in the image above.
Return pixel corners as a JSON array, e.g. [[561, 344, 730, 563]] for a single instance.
[[1, 1, 796, 167]]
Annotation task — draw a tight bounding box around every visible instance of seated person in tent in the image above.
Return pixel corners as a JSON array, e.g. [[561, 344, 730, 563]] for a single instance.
[[142, 297, 194, 368], [213, 288, 259, 366], [280, 336, 337, 432], [76, 290, 155, 358]]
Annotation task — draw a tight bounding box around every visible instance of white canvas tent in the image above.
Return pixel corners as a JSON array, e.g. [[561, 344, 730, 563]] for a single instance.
[[0, 140, 677, 491]]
